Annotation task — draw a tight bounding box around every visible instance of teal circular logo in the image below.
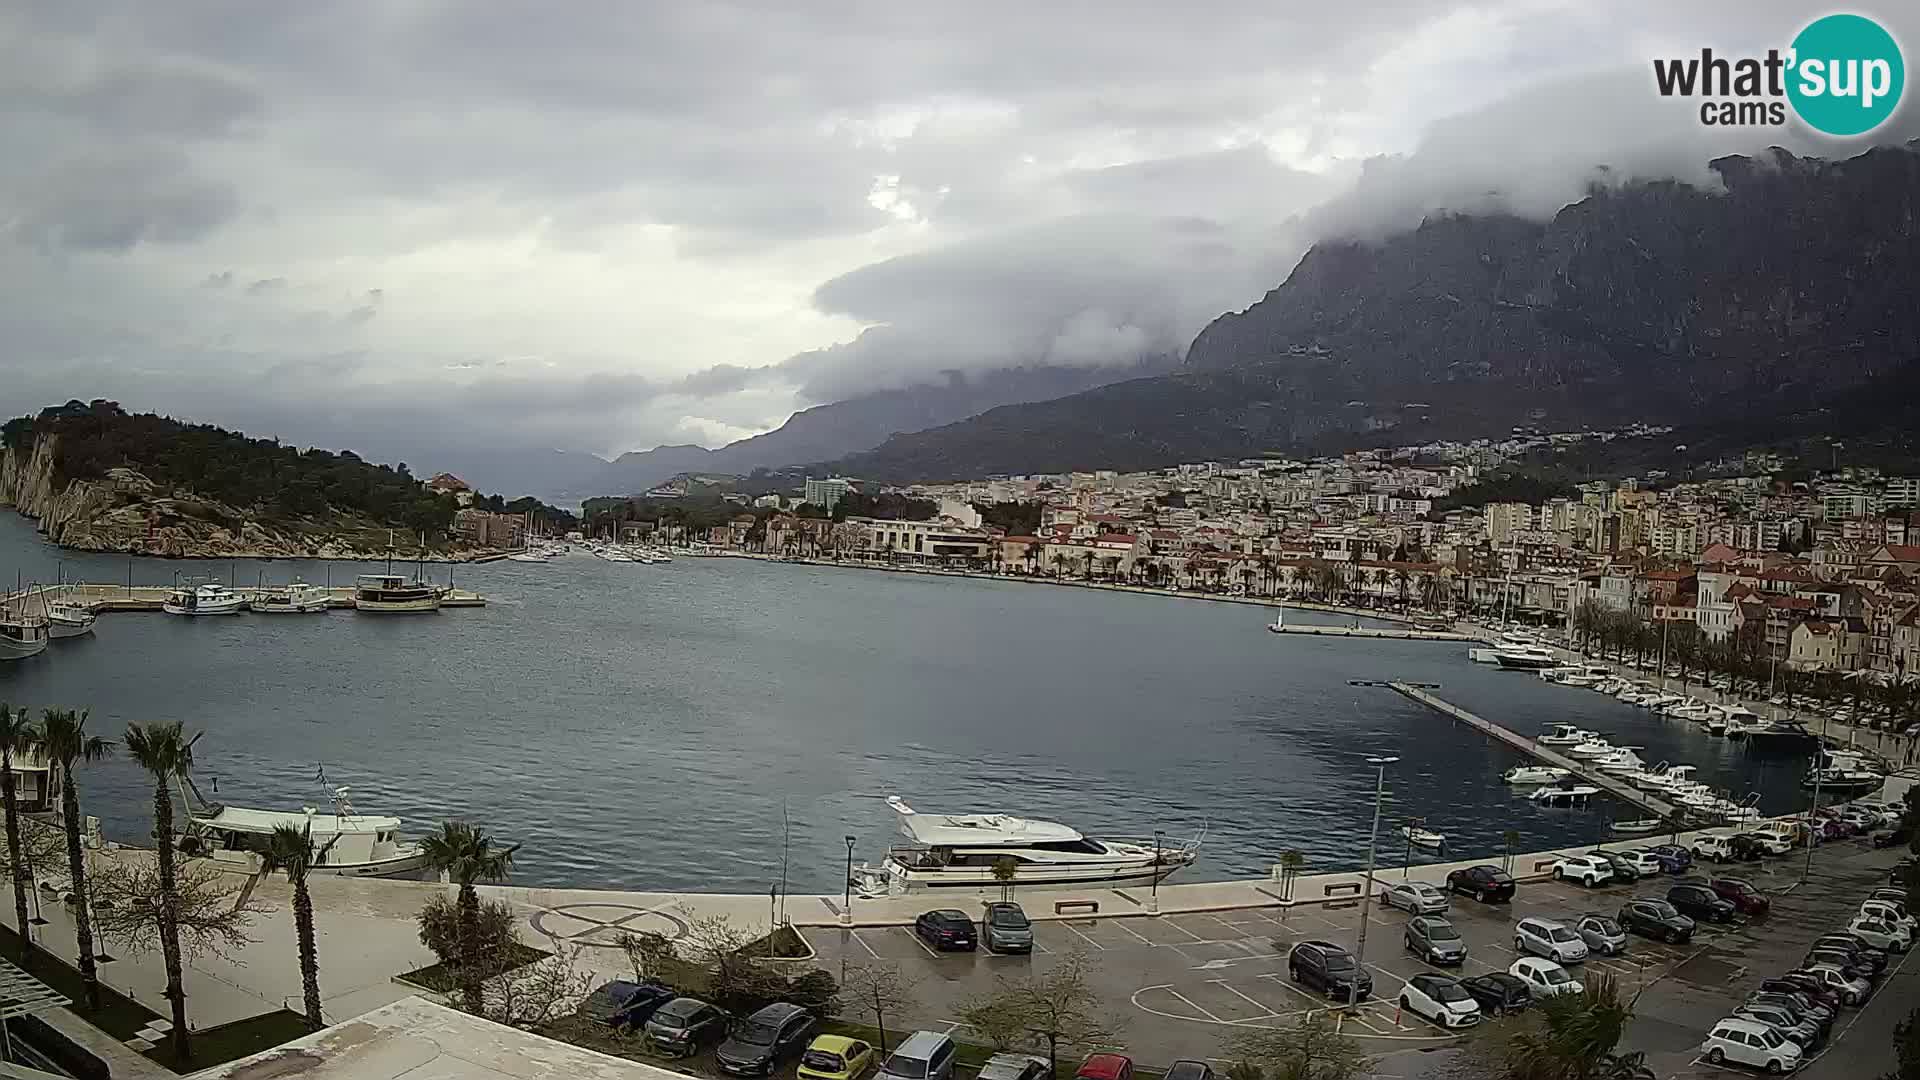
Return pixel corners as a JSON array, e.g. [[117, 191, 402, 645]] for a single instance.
[[1787, 14, 1905, 136]]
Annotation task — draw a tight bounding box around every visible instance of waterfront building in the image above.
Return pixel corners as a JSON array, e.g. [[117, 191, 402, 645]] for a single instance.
[[803, 476, 853, 510], [849, 516, 992, 561]]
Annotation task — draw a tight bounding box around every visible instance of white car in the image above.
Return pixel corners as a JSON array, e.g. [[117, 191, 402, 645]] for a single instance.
[[1861, 899, 1918, 933], [1702, 1017, 1803, 1074], [1742, 832, 1791, 857], [1514, 917, 1588, 964], [1692, 835, 1737, 862], [1398, 973, 1482, 1029], [1619, 850, 1664, 877], [1381, 881, 1451, 915], [1791, 965, 1870, 1006], [1508, 957, 1584, 998], [1848, 915, 1913, 952], [1551, 855, 1613, 888]]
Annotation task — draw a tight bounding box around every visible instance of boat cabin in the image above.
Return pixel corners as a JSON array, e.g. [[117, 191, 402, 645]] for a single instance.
[[185, 806, 413, 871]]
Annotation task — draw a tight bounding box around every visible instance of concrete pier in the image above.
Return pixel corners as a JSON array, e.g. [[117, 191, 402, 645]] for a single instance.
[[1, 581, 487, 615], [1387, 681, 1681, 819], [1266, 624, 1474, 641]]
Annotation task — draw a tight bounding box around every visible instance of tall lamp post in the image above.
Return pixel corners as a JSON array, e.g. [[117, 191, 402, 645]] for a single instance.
[[1801, 713, 1832, 884], [842, 835, 857, 928], [1350, 754, 1398, 1014], [1150, 830, 1165, 914]]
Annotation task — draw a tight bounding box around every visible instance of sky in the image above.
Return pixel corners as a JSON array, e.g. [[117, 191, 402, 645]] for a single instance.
[[2, 1, 1915, 471]]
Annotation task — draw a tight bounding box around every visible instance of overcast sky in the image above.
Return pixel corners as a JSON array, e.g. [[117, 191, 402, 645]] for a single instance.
[[3, 1, 1913, 468]]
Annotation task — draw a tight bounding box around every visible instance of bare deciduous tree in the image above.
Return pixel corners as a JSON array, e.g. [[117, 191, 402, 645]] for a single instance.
[[1226, 1014, 1370, 1080], [89, 855, 266, 964], [483, 945, 596, 1028], [842, 961, 919, 1055], [956, 949, 1115, 1075]]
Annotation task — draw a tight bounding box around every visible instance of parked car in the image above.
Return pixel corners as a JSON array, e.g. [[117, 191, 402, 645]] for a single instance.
[[1573, 914, 1628, 956], [1551, 855, 1614, 888], [1788, 964, 1870, 1006], [1692, 835, 1737, 863], [880, 1032, 957, 1080], [1747, 991, 1832, 1033], [1846, 915, 1913, 952], [1727, 834, 1770, 862], [1705, 877, 1771, 917], [914, 910, 978, 951], [1619, 899, 1695, 943], [1874, 829, 1910, 849], [1739, 832, 1792, 857], [982, 902, 1034, 954], [1508, 957, 1583, 998], [1290, 940, 1374, 1001], [1447, 865, 1517, 902], [1701, 1017, 1804, 1073], [717, 1003, 818, 1077], [976, 1054, 1050, 1080], [1160, 1063, 1214, 1080], [798, 1036, 878, 1080], [1758, 977, 1841, 1013], [1587, 850, 1642, 883], [1732, 1004, 1822, 1050], [1405, 915, 1469, 965], [579, 979, 676, 1030], [1074, 1054, 1135, 1080], [1810, 935, 1887, 974], [645, 997, 732, 1058], [1382, 881, 1451, 915], [1667, 883, 1737, 923], [1398, 973, 1483, 1028], [1646, 844, 1693, 873], [1515, 918, 1589, 964], [1459, 972, 1533, 1017], [1614, 849, 1664, 877], [1804, 947, 1876, 983], [1860, 897, 1918, 932]]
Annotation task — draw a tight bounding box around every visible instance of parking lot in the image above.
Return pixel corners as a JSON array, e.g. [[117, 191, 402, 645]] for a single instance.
[[801, 839, 1909, 1074]]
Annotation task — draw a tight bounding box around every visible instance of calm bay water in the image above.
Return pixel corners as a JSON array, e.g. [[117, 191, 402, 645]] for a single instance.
[[0, 513, 1816, 893]]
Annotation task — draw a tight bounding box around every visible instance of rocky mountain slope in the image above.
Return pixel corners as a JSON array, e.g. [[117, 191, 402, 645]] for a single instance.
[[830, 143, 1920, 482]]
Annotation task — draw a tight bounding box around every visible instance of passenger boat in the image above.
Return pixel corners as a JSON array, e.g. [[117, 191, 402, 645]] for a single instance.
[[1530, 784, 1600, 806], [352, 574, 445, 613], [176, 770, 429, 878], [1399, 825, 1446, 848], [0, 615, 51, 662], [46, 599, 96, 639], [849, 795, 1201, 895], [1538, 724, 1592, 746], [253, 581, 331, 614], [1504, 765, 1573, 785], [162, 583, 246, 616]]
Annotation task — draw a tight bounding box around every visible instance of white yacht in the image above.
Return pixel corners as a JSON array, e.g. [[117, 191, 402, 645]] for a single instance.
[[1494, 644, 1560, 670], [1469, 633, 1537, 664], [1666, 701, 1712, 722], [1803, 751, 1886, 795], [1537, 724, 1593, 746], [46, 599, 96, 639], [353, 574, 445, 613], [1567, 737, 1616, 759], [162, 583, 246, 616], [1530, 785, 1600, 806], [1592, 749, 1647, 775], [177, 773, 428, 878], [850, 795, 1200, 896], [1503, 765, 1572, 785], [253, 581, 331, 614], [0, 615, 50, 661]]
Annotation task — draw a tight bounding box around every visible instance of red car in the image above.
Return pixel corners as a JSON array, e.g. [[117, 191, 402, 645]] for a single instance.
[[1709, 877, 1771, 917], [1076, 1055, 1135, 1080]]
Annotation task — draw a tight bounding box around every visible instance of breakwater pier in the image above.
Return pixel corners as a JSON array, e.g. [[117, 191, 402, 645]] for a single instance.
[[0, 581, 487, 616]]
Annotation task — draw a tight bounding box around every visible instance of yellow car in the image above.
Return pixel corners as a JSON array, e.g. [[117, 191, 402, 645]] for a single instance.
[[797, 1034, 876, 1080]]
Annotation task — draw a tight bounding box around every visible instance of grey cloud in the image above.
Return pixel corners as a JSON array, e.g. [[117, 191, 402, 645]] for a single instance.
[[201, 270, 233, 288], [4, 145, 238, 252], [245, 276, 286, 294]]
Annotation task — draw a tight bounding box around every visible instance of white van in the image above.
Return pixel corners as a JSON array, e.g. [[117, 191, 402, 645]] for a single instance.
[[880, 1032, 957, 1080], [1702, 1017, 1802, 1073]]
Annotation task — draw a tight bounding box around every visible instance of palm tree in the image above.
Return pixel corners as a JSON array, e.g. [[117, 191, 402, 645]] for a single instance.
[[0, 704, 40, 968], [37, 709, 113, 1011], [262, 822, 328, 1029], [1276, 850, 1306, 900], [1392, 567, 1412, 610], [1502, 970, 1648, 1080], [420, 821, 517, 1012], [123, 721, 196, 1063]]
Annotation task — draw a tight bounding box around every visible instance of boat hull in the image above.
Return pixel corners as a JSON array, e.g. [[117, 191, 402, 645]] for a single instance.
[[0, 637, 50, 661], [254, 600, 330, 613], [871, 862, 1189, 892], [48, 619, 94, 639], [162, 601, 246, 615], [354, 596, 443, 613]]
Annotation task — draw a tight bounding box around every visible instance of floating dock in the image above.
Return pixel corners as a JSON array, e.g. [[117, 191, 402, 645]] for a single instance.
[[1386, 681, 1681, 819], [1, 582, 486, 617], [1267, 624, 1475, 641]]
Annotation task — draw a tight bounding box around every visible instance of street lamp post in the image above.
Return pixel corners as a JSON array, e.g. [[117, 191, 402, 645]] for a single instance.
[[842, 835, 857, 928], [1350, 754, 1398, 1014], [1402, 817, 1421, 879], [1150, 830, 1165, 914], [1801, 713, 1831, 884]]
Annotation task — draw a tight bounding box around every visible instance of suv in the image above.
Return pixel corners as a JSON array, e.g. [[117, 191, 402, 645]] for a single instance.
[[716, 1003, 817, 1076], [645, 997, 732, 1058], [914, 910, 978, 951], [1290, 940, 1374, 1000], [1460, 972, 1532, 1017], [1619, 899, 1695, 943], [1587, 850, 1642, 884], [982, 902, 1033, 954], [1708, 878, 1771, 917], [1405, 915, 1468, 965], [1646, 844, 1693, 873], [1691, 835, 1737, 863], [1551, 855, 1613, 888], [1515, 918, 1588, 964], [1666, 883, 1735, 923], [1447, 865, 1516, 902], [1702, 1017, 1803, 1073]]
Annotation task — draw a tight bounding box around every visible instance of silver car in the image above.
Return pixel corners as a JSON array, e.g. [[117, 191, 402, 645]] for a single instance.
[[1405, 915, 1469, 965], [1574, 914, 1627, 956], [1383, 881, 1451, 915]]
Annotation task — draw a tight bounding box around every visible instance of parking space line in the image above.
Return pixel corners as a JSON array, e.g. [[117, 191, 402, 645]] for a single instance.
[[1162, 987, 1226, 1023], [1209, 979, 1284, 1017], [1113, 920, 1155, 946], [848, 929, 882, 960], [1168, 919, 1209, 943], [1061, 921, 1107, 951], [902, 927, 941, 959]]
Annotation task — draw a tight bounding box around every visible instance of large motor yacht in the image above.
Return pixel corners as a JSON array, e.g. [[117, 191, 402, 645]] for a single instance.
[[353, 574, 445, 613], [1493, 644, 1560, 670], [162, 583, 246, 616], [850, 795, 1200, 896]]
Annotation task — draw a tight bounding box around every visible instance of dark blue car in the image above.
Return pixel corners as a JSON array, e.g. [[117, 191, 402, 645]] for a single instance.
[[1646, 844, 1693, 873], [581, 980, 677, 1029]]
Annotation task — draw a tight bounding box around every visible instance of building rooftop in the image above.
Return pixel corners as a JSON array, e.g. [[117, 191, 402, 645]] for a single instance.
[[192, 996, 683, 1080]]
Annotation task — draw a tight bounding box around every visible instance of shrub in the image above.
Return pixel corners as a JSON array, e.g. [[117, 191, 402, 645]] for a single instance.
[[418, 894, 521, 970]]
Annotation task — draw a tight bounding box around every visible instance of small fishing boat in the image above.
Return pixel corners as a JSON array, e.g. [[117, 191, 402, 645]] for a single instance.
[[1609, 818, 1665, 836], [46, 599, 96, 639], [162, 583, 246, 616], [1399, 825, 1446, 848], [0, 615, 50, 662], [353, 574, 445, 613], [253, 581, 331, 614], [1538, 724, 1591, 746]]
